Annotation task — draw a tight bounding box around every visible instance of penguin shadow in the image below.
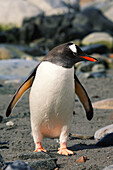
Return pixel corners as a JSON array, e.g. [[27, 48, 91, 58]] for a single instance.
[[68, 143, 99, 152], [68, 141, 112, 152]]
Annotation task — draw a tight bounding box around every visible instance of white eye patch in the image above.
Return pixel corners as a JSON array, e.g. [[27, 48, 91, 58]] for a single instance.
[[69, 44, 77, 53]]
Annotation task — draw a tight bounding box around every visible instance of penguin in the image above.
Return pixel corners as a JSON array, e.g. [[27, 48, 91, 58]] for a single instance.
[[6, 42, 97, 156]]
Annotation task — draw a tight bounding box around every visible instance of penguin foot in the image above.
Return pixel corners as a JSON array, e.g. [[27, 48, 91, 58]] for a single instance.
[[34, 142, 47, 152], [34, 148, 47, 152], [57, 142, 74, 156], [57, 148, 74, 155]]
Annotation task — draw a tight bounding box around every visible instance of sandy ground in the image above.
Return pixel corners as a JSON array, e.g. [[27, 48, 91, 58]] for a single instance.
[[0, 69, 113, 169]]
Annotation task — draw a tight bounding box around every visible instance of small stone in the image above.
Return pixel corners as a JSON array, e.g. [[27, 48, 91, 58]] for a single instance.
[[94, 124, 113, 140], [96, 133, 113, 147], [6, 121, 14, 126], [76, 156, 88, 163]]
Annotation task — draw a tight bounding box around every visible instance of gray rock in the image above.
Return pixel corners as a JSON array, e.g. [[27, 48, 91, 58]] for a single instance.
[[94, 124, 113, 140], [5, 160, 33, 170], [92, 64, 106, 73], [28, 158, 57, 170], [103, 164, 113, 170], [76, 62, 107, 79], [76, 61, 95, 72], [84, 0, 113, 23], [77, 70, 107, 79], [87, 71, 107, 78], [96, 132, 113, 147], [82, 32, 113, 49], [20, 8, 113, 45], [18, 151, 51, 160], [18, 152, 57, 170], [0, 154, 6, 169], [81, 8, 113, 36]]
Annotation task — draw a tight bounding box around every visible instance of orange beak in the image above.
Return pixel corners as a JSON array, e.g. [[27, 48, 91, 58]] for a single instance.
[[80, 55, 97, 62]]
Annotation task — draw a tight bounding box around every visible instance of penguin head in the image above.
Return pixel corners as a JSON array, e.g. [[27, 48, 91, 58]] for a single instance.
[[45, 42, 97, 68]]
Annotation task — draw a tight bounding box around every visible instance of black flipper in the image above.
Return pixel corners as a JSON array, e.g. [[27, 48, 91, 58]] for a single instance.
[[6, 64, 40, 117], [74, 74, 93, 120]]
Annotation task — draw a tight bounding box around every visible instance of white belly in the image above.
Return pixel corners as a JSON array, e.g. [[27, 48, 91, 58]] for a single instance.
[[30, 61, 75, 138]]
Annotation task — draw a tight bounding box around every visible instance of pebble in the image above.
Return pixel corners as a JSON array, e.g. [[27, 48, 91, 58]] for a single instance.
[[96, 132, 113, 147], [76, 156, 88, 163], [6, 121, 14, 126], [94, 124, 113, 140]]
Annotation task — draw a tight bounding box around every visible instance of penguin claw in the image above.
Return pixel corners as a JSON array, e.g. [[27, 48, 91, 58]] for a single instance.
[[34, 148, 47, 152], [57, 148, 74, 156]]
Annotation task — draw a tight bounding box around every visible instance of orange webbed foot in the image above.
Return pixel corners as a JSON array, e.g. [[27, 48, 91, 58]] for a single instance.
[[57, 148, 74, 155], [34, 142, 47, 152], [34, 148, 47, 152], [57, 142, 74, 156]]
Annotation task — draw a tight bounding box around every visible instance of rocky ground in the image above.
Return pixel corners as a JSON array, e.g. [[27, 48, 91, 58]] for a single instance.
[[0, 0, 113, 169], [0, 68, 113, 169]]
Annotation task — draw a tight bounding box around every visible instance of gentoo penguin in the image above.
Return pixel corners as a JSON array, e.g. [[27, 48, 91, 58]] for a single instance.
[[6, 42, 97, 156]]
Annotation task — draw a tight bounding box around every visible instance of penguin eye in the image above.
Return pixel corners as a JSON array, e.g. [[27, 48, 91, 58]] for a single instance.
[[69, 44, 77, 53]]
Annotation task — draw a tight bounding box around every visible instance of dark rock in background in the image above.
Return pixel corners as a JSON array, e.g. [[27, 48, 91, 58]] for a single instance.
[[20, 8, 113, 46], [81, 44, 110, 55], [0, 7, 113, 55], [96, 133, 113, 147], [81, 8, 113, 36]]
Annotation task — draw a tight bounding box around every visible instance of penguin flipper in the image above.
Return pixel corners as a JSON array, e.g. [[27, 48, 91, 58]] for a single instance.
[[74, 75, 93, 120], [6, 65, 38, 117]]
